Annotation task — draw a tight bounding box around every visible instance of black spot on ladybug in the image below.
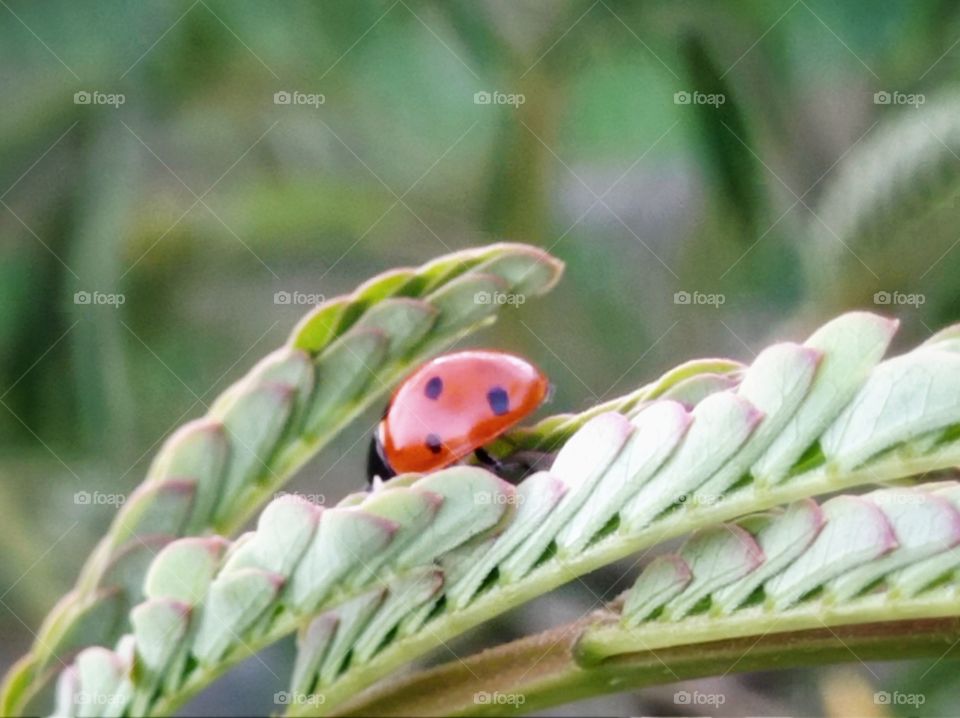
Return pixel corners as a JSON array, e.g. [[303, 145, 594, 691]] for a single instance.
[[487, 386, 510, 416], [424, 376, 443, 400], [425, 433, 443, 454]]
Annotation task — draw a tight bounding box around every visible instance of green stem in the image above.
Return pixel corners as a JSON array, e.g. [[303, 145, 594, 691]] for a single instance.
[[333, 614, 960, 716]]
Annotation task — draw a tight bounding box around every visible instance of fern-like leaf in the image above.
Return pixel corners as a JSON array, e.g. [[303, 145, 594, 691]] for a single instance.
[[2, 243, 563, 716], [45, 311, 960, 717], [340, 483, 960, 717], [583, 483, 960, 657]]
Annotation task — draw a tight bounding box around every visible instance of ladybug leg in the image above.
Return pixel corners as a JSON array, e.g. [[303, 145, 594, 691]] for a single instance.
[[473, 447, 504, 473], [476, 448, 556, 485], [367, 436, 395, 488]]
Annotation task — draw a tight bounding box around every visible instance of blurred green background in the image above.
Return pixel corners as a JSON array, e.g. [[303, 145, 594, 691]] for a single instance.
[[3, 1, 960, 715]]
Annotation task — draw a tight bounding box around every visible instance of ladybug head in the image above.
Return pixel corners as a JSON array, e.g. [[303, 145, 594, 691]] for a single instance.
[[367, 429, 395, 486]]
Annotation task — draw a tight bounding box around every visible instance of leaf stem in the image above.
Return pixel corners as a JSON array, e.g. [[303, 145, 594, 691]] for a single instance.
[[334, 615, 960, 716]]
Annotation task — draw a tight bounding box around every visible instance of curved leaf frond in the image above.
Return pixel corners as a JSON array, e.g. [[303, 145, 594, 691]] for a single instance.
[[362, 482, 960, 717], [2, 243, 563, 716], [582, 482, 960, 659], [45, 311, 960, 717]]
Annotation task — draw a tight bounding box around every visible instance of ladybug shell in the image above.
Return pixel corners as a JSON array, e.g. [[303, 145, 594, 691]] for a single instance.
[[379, 350, 548, 474]]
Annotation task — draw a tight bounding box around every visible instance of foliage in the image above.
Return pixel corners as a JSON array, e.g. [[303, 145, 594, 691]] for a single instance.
[[21, 291, 960, 716], [6, 2, 960, 716], [1, 244, 563, 716]]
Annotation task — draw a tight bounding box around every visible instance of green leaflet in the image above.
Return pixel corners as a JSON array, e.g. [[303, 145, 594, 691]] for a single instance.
[[298, 328, 388, 438], [27, 589, 127, 684], [289, 297, 351, 353], [210, 347, 314, 420], [72, 647, 133, 718], [290, 614, 338, 698], [621, 555, 691, 625], [349, 299, 438, 360], [143, 418, 227, 487], [130, 600, 189, 674], [469, 250, 562, 297], [620, 392, 762, 529], [347, 488, 442, 587], [555, 401, 691, 556], [52, 666, 79, 718], [822, 348, 960, 470], [97, 419, 227, 565], [317, 591, 385, 686], [144, 538, 228, 604], [828, 488, 960, 601], [394, 467, 515, 568], [440, 535, 497, 590], [661, 525, 763, 619], [765, 496, 896, 609], [424, 272, 507, 335], [212, 384, 296, 523], [288, 510, 398, 614], [351, 568, 444, 664], [658, 371, 739, 405], [712, 499, 823, 612], [504, 357, 745, 451], [696, 342, 821, 499], [128, 600, 189, 715], [254, 497, 322, 576], [351, 269, 420, 318], [145, 419, 229, 535], [499, 413, 634, 581], [193, 569, 284, 665], [641, 358, 746, 401], [753, 313, 898, 484], [448, 472, 566, 609], [111, 481, 195, 549], [101, 537, 170, 608]]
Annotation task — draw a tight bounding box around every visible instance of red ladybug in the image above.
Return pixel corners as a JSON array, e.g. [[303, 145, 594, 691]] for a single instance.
[[368, 350, 549, 482]]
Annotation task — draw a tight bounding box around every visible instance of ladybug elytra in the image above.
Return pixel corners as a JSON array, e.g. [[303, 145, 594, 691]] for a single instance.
[[368, 350, 549, 483]]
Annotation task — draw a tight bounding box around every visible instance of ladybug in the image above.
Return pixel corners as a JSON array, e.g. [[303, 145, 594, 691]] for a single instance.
[[368, 350, 549, 483]]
